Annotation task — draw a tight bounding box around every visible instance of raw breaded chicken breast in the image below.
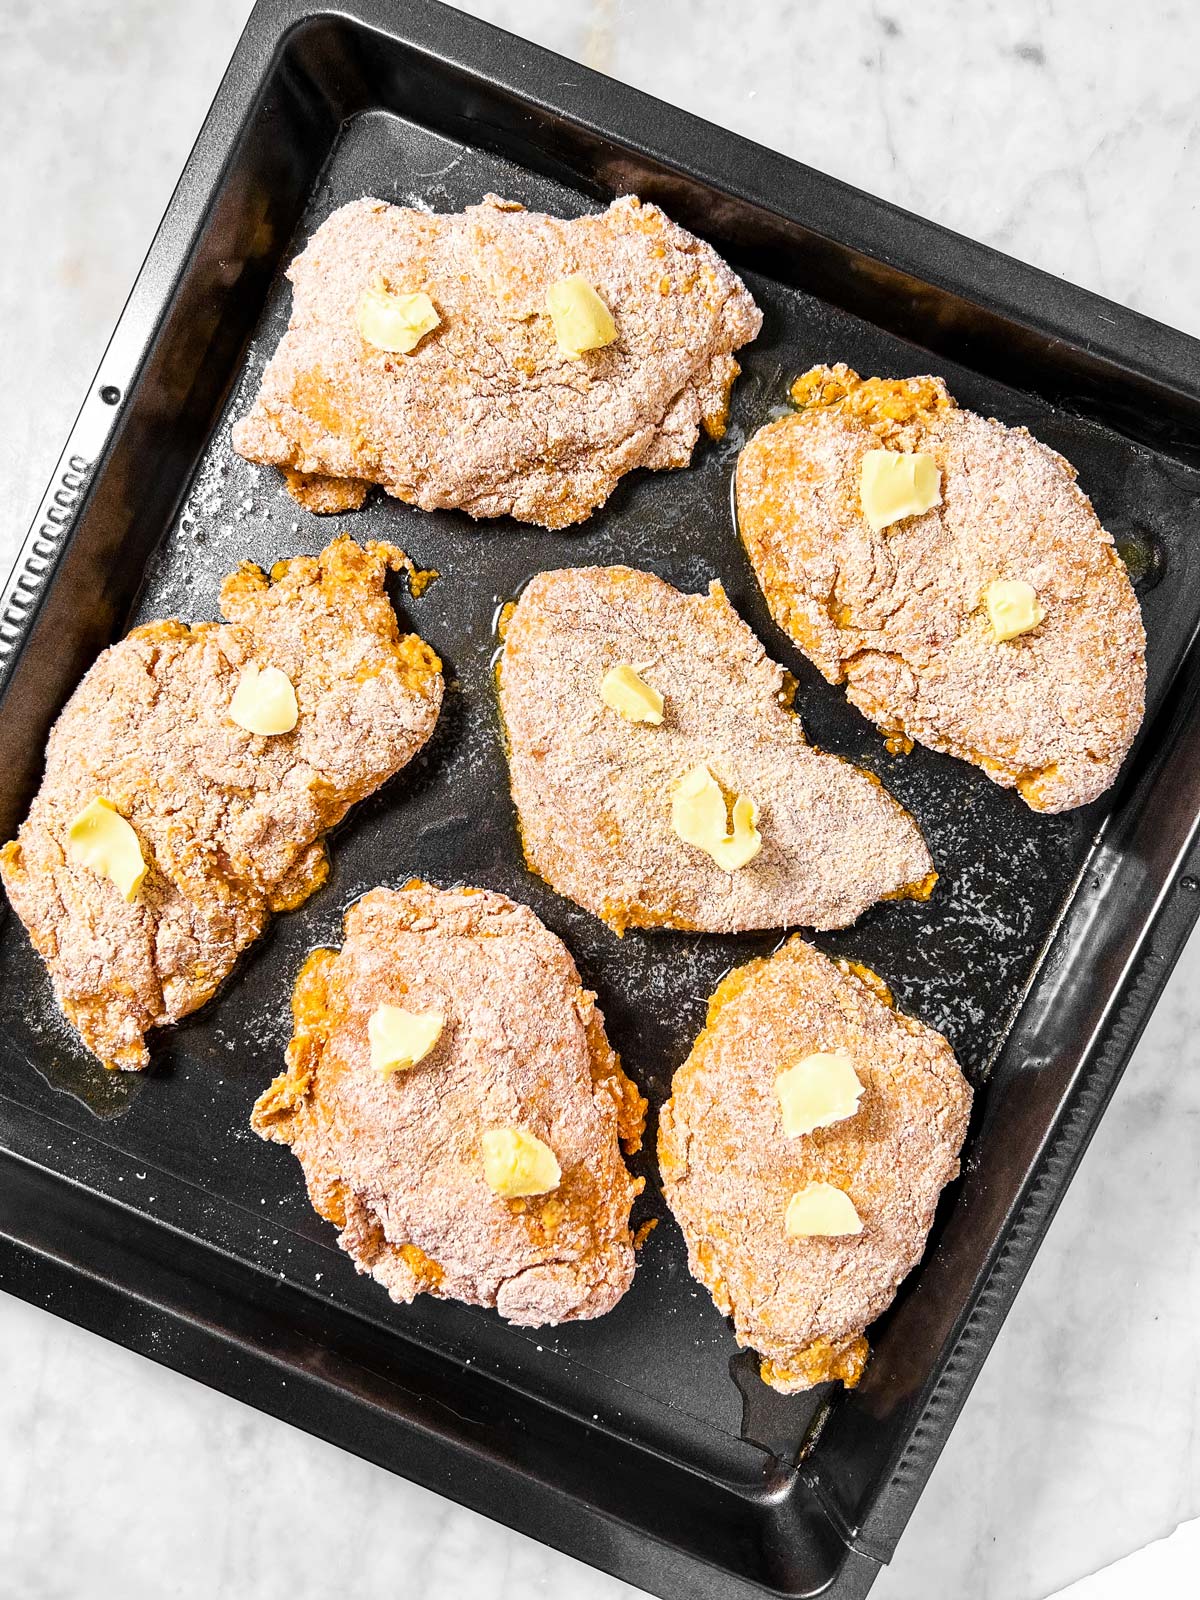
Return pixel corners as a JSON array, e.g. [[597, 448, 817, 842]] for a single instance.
[[497, 565, 934, 935], [252, 882, 647, 1326], [736, 364, 1146, 812], [659, 937, 972, 1392], [233, 193, 762, 529], [0, 538, 443, 1069]]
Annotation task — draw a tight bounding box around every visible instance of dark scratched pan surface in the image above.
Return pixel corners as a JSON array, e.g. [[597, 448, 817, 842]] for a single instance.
[[0, 91, 1188, 1468], [2, 5, 1200, 1597]]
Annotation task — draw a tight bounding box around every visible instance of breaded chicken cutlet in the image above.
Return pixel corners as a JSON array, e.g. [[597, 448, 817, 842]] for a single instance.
[[497, 566, 934, 935], [735, 364, 1146, 812], [252, 882, 647, 1326], [0, 538, 443, 1070], [659, 937, 972, 1392], [232, 194, 762, 529]]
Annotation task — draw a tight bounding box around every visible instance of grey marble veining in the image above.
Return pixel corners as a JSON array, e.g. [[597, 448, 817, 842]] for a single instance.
[[1, 3, 1198, 1599]]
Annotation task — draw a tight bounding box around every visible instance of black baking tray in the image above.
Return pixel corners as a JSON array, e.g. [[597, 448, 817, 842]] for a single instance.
[[3, 3, 1200, 1596]]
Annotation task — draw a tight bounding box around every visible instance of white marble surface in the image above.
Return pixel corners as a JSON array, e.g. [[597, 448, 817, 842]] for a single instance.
[[1, 3, 1198, 1597]]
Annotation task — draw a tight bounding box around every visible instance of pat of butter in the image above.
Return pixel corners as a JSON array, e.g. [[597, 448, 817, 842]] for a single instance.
[[66, 797, 147, 902], [355, 280, 441, 354], [671, 765, 761, 872], [776, 1052, 864, 1138], [368, 1004, 445, 1076], [546, 276, 616, 359], [229, 663, 299, 736], [600, 663, 663, 724], [785, 1182, 863, 1238], [481, 1127, 561, 1198], [984, 579, 1045, 642], [860, 449, 941, 532]]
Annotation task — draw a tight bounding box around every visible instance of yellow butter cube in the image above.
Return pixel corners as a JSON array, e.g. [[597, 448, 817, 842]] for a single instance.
[[785, 1182, 863, 1238], [671, 764, 761, 872], [66, 797, 147, 902], [546, 276, 616, 359], [859, 449, 941, 532], [599, 662, 664, 724], [984, 579, 1045, 642], [355, 280, 441, 354], [481, 1127, 561, 1197], [775, 1052, 864, 1138], [368, 1004, 445, 1076], [229, 663, 299, 736]]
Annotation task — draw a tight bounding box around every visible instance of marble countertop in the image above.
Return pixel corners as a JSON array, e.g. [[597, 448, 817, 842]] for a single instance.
[[1, 3, 1197, 1598]]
